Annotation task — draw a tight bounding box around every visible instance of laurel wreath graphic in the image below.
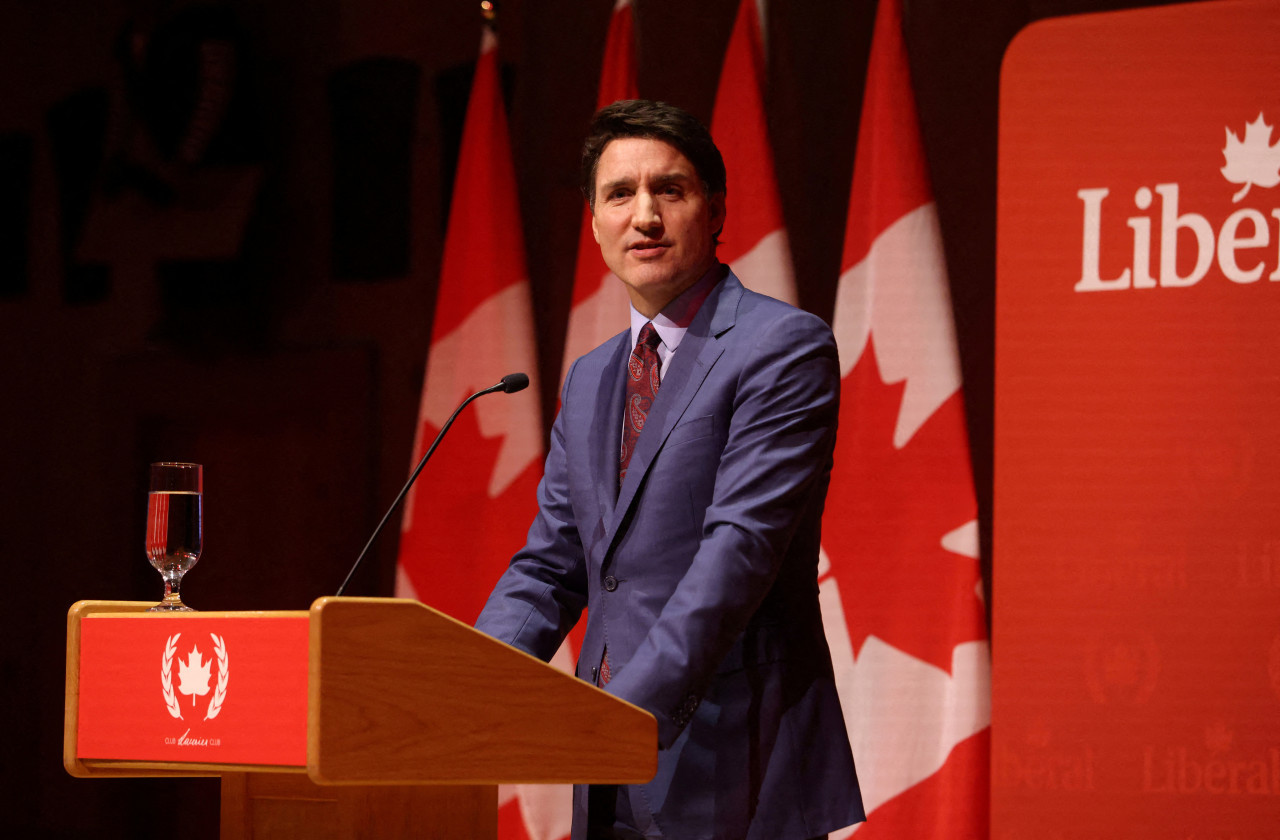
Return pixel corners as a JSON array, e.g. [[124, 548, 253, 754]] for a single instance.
[[205, 633, 230, 721], [161, 633, 183, 721]]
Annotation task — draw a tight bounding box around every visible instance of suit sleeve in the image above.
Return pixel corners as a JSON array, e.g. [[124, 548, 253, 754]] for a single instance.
[[474, 360, 590, 661], [603, 307, 841, 747]]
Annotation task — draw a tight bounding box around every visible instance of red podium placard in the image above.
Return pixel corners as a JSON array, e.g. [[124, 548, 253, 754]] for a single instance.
[[77, 613, 309, 767]]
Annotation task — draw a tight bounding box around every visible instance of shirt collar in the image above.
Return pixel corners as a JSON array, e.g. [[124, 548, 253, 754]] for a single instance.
[[629, 262, 726, 352]]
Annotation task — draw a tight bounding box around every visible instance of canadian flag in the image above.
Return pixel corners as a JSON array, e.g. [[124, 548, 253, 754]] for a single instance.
[[393, 25, 542, 619], [821, 0, 991, 837], [389, 27, 567, 840], [710, 0, 796, 305], [559, 0, 639, 381]]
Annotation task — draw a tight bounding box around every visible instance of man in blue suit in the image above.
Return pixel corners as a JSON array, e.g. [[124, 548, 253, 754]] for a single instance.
[[476, 99, 864, 840]]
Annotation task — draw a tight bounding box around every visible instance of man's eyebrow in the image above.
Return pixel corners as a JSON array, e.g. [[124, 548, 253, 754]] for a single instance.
[[597, 172, 695, 194], [597, 177, 633, 194]]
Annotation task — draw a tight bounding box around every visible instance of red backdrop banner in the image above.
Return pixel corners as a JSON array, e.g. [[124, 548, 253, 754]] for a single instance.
[[994, 1, 1280, 837]]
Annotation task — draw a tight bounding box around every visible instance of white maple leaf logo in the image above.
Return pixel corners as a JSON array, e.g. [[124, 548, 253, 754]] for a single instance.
[[1221, 112, 1280, 202], [177, 645, 212, 706]]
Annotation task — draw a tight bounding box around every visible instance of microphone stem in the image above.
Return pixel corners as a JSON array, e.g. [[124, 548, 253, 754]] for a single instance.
[[335, 383, 501, 597]]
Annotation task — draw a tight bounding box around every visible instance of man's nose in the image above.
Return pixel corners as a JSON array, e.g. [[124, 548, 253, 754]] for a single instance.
[[631, 190, 662, 232]]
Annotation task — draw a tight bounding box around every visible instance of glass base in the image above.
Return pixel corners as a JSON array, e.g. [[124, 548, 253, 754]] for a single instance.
[[148, 600, 194, 612]]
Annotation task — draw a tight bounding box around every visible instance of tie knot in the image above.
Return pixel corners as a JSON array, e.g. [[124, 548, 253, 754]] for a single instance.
[[637, 322, 660, 351]]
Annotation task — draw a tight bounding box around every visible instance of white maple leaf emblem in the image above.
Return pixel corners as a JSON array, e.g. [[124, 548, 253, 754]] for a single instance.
[[177, 645, 212, 706], [1221, 112, 1280, 202]]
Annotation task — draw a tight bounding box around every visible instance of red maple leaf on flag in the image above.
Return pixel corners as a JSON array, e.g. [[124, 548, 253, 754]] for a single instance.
[[824, 336, 985, 674]]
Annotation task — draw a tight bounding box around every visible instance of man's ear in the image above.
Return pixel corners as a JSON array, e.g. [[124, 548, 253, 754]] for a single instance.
[[710, 192, 726, 236], [591, 211, 601, 244]]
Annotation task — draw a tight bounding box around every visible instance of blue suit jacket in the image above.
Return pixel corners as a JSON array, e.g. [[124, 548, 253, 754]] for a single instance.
[[476, 271, 864, 839]]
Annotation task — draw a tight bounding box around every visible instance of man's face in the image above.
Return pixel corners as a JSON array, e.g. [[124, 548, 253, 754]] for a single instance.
[[590, 137, 725, 318]]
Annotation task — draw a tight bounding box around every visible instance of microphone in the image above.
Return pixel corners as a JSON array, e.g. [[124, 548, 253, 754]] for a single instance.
[[335, 372, 531, 596], [497, 372, 529, 394]]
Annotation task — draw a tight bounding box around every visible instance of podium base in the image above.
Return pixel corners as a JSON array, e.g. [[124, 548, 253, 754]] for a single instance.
[[219, 773, 497, 839]]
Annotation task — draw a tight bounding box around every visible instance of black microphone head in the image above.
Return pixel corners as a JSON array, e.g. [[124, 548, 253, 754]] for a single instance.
[[501, 372, 530, 393]]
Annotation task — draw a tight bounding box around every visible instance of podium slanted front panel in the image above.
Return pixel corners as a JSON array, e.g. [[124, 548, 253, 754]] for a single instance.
[[309, 597, 657, 785]]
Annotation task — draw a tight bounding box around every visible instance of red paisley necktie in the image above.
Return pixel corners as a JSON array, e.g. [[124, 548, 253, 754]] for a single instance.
[[603, 323, 661, 687], [619, 322, 662, 485]]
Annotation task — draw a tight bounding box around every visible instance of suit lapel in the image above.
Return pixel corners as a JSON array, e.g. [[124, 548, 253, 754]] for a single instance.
[[605, 273, 745, 548], [589, 333, 632, 525]]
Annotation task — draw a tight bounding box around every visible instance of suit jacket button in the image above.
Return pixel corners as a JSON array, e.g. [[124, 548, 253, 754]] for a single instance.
[[603, 575, 618, 591]]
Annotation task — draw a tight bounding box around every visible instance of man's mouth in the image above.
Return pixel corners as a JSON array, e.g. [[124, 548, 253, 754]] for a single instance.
[[630, 240, 668, 257]]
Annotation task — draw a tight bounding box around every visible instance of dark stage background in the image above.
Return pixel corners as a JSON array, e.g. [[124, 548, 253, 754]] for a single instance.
[[0, 0, 1195, 835]]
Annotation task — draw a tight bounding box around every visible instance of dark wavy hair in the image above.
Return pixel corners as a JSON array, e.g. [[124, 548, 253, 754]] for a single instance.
[[580, 99, 727, 213]]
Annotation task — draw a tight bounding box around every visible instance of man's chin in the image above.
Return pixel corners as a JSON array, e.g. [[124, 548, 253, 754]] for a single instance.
[[620, 271, 680, 294], [620, 271, 702, 314]]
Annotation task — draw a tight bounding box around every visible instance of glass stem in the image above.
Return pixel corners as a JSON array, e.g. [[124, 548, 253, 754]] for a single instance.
[[162, 572, 183, 606]]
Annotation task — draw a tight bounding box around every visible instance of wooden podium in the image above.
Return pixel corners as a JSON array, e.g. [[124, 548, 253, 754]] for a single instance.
[[65, 597, 657, 839]]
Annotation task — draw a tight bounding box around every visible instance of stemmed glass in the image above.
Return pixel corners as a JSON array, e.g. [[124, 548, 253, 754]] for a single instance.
[[145, 462, 203, 611]]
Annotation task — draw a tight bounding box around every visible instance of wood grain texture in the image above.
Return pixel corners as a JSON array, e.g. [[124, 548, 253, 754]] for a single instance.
[[308, 596, 658, 785], [219, 773, 496, 840]]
